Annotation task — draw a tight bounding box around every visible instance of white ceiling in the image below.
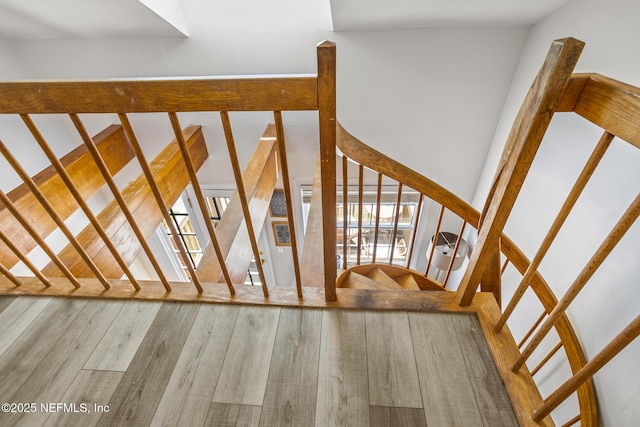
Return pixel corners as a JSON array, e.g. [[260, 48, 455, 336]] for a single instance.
[[0, 0, 188, 40], [0, 0, 572, 40], [330, 0, 573, 30]]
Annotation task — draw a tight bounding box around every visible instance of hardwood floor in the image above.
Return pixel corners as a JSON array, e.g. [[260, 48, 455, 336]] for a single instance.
[[0, 296, 518, 426]]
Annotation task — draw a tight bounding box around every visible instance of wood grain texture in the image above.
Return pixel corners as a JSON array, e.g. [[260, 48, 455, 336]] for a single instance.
[[572, 73, 640, 149], [96, 302, 199, 426], [198, 128, 277, 284], [500, 236, 597, 426], [259, 308, 322, 426], [369, 406, 427, 427], [0, 298, 87, 399], [84, 300, 162, 371], [316, 309, 370, 427], [150, 304, 239, 427], [458, 37, 585, 305], [337, 123, 480, 228], [205, 404, 262, 427], [42, 370, 125, 427], [366, 311, 422, 408], [0, 125, 134, 270], [0, 276, 479, 313], [212, 306, 280, 405], [409, 312, 488, 426], [0, 295, 16, 314], [41, 126, 207, 279], [0, 77, 318, 113], [367, 268, 405, 290], [0, 296, 50, 358], [317, 41, 337, 301], [1, 301, 121, 426]]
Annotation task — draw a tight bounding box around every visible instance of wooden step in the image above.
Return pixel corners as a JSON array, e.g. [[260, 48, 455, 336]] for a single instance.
[[366, 268, 405, 290], [395, 274, 422, 291], [343, 272, 405, 291]]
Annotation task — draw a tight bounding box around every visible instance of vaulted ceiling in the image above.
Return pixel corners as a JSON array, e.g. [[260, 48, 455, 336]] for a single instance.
[[0, 0, 572, 40]]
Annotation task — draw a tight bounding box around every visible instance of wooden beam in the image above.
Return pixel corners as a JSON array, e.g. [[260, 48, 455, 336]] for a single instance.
[[457, 37, 585, 306], [41, 126, 208, 278], [0, 77, 318, 113], [197, 126, 278, 284], [0, 125, 134, 269]]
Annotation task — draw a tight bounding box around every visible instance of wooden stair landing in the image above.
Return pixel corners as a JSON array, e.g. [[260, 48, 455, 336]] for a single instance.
[[0, 296, 518, 426]]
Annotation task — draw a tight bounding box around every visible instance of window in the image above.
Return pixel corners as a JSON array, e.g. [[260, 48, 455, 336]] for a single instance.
[[302, 186, 421, 268], [161, 195, 230, 271], [160, 192, 262, 286]]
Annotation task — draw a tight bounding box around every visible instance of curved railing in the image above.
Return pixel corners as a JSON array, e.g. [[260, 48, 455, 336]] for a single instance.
[[336, 122, 598, 426]]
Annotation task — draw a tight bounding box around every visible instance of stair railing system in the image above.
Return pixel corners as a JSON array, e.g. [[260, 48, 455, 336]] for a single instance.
[[335, 124, 480, 290], [331, 38, 639, 426], [0, 41, 337, 303]]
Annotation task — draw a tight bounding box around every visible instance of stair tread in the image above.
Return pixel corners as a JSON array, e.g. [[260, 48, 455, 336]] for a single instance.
[[344, 271, 405, 291], [395, 274, 422, 291], [367, 268, 405, 290]]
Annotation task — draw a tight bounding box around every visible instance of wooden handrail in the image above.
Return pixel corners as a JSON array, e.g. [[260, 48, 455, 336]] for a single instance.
[[0, 77, 318, 113], [337, 123, 480, 227], [457, 37, 585, 306]]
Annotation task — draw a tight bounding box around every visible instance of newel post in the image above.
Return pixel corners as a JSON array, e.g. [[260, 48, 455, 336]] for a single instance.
[[317, 41, 337, 302], [456, 37, 585, 306]]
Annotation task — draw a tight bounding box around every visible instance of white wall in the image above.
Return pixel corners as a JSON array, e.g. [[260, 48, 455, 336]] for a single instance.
[[4, 10, 528, 287], [473, 0, 640, 425]]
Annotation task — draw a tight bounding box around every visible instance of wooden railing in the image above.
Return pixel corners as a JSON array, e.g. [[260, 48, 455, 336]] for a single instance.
[[330, 38, 639, 426], [0, 41, 336, 303], [0, 37, 637, 426]]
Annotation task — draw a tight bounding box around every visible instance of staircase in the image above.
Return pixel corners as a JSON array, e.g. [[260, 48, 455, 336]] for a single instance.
[[0, 37, 639, 427], [337, 264, 445, 292]]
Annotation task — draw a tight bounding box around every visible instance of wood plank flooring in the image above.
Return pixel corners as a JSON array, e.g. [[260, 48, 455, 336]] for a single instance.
[[0, 296, 518, 427]]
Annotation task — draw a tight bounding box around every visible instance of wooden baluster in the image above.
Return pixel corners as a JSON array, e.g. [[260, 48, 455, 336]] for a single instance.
[[442, 221, 466, 288], [531, 341, 563, 376], [406, 193, 424, 268], [357, 164, 363, 265], [118, 113, 203, 293], [388, 183, 403, 264], [0, 229, 51, 287], [220, 111, 269, 297], [0, 187, 82, 289], [457, 38, 585, 306], [317, 40, 337, 302], [21, 114, 141, 291], [342, 156, 348, 270], [533, 314, 640, 422], [168, 112, 235, 295], [518, 311, 548, 349], [514, 193, 640, 371], [0, 261, 22, 287], [501, 258, 510, 275], [561, 414, 581, 427], [273, 111, 302, 298], [372, 173, 382, 263], [496, 131, 613, 332], [425, 205, 445, 278], [71, 114, 172, 293]]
